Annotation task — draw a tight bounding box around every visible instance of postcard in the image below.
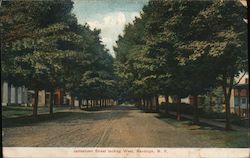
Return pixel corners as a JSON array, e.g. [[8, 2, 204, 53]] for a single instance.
[[1, 0, 249, 158]]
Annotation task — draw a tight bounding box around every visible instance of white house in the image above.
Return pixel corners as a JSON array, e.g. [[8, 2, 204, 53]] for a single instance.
[[1, 81, 28, 106]]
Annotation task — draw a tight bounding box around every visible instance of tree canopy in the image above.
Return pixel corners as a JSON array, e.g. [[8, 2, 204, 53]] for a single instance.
[[1, 0, 116, 115], [114, 0, 247, 128]]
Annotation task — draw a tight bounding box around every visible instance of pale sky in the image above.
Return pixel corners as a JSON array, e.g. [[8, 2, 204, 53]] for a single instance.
[[72, 0, 149, 57]]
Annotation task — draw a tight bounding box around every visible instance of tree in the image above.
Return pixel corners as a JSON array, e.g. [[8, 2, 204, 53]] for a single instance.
[[1, 0, 81, 116], [114, 18, 147, 104], [114, 0, 247, 128], [61, 24, 116, 109], [145, 0, 216, 121], [114, 0, 215, 117], [185, 0, 247, 129]]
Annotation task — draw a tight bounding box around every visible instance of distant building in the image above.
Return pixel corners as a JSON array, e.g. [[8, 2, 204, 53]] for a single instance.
[[233, 78, 249, 117], [157, 72, 249, 117], [1, 81, 72, 107], [28, 89, 67, 106], [1, 81, 28, 106]]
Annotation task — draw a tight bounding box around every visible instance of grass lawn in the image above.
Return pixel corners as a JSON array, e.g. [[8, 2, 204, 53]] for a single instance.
[[2, 105, 72, 118], [2, 105, 78, 128], [160, 103, 250, 128], [157, 114, 250, 148]]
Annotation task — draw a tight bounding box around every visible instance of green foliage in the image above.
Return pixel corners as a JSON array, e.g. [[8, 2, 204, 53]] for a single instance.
[[114, 0, 247, 104], [1, 0, 116, 102], [114, 0, 215, 99], [160, 103, 205, 115], [114, 0, 247, 129]]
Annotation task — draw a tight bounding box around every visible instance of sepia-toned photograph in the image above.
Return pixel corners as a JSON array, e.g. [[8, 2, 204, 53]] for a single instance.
[[1, 0, 249, 157]]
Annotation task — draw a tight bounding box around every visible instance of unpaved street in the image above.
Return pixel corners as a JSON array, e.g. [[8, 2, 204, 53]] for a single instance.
[[2, 105, 244, 147]]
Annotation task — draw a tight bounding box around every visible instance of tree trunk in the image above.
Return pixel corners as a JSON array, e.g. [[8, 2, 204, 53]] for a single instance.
[[86, 99, 89, 109], [71, 95, 75, 108], [225, 94, 231, 130], [238, 89, 241, 117], [155, 95, 159, 112], [90, 100, 93, 107], [209, 93, 213, 112], [145, 98, 149, 111], [100, 99, 102, 107], [33, 89, 39, 117], [222, 75, 233, 130], [7, 84, 11, 106], [164, 95, 169, 114], [193, 95, 199, 123], [149, 97, 153, 111], [79, 97, 82, 109], [165, 95, 169, 103], [176, 96, 181, 121], [50, 90, 54, 115], [147, 98, 150, 111], [15, 87, 18, 104], [142, 98, 146, 110], [140, 98, 142, 109], [247, 89, 249, 118]]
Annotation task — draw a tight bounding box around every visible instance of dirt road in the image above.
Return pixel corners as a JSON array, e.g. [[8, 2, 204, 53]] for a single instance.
[[2, 105, 236, 147]]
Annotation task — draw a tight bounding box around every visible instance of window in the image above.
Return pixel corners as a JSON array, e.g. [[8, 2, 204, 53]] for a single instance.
[[241, 98, 247, 105], [234, 97, 239, 106], [245, 78, 249, 84]]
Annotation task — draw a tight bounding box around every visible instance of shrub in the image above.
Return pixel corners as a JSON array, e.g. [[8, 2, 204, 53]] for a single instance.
[[160, 103, 205, 115]]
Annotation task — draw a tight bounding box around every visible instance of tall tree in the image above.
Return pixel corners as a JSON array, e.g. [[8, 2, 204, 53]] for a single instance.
[[184, 0, 247, 129], [1, 0, 81, 115]]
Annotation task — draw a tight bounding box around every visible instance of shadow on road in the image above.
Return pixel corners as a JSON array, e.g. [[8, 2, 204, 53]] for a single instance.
[[82, 105, 139, 111], [3, 105, 135, 128]]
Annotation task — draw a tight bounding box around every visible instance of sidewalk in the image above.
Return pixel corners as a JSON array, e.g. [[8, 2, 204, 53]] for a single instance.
[[159, 109, 249, 132]]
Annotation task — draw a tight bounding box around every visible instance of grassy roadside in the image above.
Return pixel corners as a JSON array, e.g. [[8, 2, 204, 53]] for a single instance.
[[160, 103, 250, 128], [2, 105, 72, 119], [2, 105, 113, 128], [2, 105, 78, 128], [156, 113, 250, 148]]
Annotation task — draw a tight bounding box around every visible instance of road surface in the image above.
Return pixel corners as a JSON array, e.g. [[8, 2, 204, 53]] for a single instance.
[[2, 105, 229, 147]]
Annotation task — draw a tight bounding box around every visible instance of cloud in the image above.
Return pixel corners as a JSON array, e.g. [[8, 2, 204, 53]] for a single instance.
[[87, 11, 140, 57], [130, 12, 140, 20]]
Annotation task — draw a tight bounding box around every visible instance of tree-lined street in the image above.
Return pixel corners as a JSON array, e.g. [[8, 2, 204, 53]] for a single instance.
[[1, 0, 248, 149]]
